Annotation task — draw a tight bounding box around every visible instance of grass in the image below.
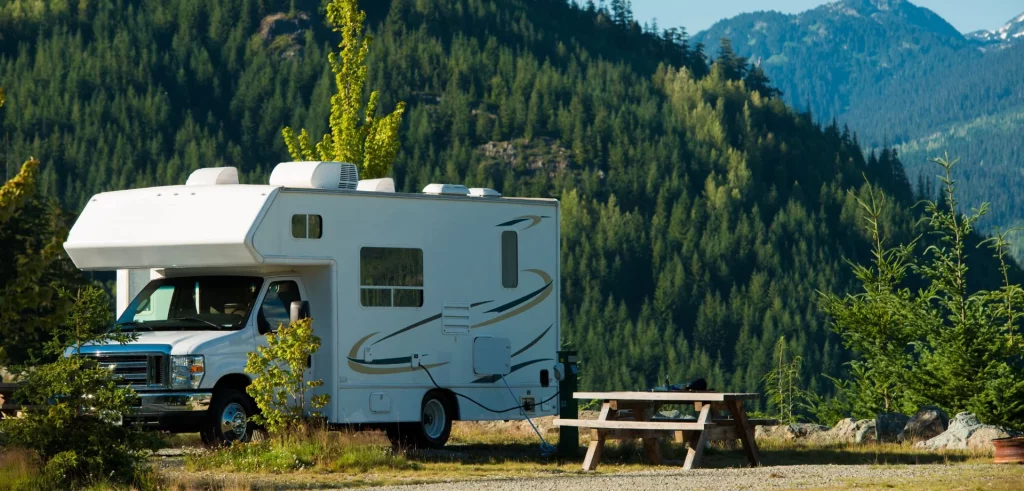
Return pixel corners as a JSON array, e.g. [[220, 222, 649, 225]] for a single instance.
[[0, 447, 162, 491], [185, 425, 416, 474], [34, 418, 1005, 489], [0, 448, 40, 490], [724, 437, 994, 467]]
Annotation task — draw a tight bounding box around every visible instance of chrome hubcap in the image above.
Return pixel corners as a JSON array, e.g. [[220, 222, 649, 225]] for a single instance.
[[422, 399, 446, 440], [220, 402, 248, 441]]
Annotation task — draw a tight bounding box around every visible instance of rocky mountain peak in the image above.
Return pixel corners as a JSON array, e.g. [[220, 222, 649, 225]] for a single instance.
[[967, 11, 1024, 49]]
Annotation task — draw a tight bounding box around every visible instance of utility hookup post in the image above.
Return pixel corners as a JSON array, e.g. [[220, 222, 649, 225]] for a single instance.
[[556, 349, 578, 458]]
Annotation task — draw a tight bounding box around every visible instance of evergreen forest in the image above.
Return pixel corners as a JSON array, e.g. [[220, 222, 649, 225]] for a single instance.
[[0, 0, 1017, 416]]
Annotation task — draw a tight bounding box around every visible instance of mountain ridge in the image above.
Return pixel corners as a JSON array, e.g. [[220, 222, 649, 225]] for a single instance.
[[693, 1, 1024, 243], [694, 0, 969, 123], [967, 11, 1024, 49]]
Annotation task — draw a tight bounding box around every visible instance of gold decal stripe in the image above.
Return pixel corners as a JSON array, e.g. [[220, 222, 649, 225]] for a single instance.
[[348, 332, 379, 359], [472, 269, 552, 329], [521, 215, 543, 230], [347, 360, 449, 375]]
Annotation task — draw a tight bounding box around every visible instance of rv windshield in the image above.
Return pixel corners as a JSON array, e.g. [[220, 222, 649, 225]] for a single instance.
[[116, 276, 264, 331]]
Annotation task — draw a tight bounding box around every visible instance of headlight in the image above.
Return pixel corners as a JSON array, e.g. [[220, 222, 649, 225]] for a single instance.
[[170, 355, 205, 389]]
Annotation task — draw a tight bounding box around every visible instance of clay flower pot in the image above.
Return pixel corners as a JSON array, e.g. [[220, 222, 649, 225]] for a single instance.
[[993, 437, 1024, 464]]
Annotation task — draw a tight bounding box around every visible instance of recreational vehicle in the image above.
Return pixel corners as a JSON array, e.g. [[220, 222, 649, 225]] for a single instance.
[[62, 162, 561, 447]]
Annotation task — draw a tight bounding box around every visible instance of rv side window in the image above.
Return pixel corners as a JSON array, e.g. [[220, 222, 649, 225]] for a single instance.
[[291, 214, 322, 239], [291, 215, 306, 238], [501, 231, 518, 288], [360, 247, 424, 308], [308, 215, 322, 239]]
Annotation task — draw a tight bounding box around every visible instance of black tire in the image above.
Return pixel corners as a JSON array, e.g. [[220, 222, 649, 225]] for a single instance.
[[414, 391, 453, 449], [200, 388, 257, 446]]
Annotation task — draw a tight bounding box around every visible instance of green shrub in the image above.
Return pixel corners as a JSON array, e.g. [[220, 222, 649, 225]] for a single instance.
[[0, 287, 158, 489], [821, 157, 1024, 428], [245, 318, 329, 433]]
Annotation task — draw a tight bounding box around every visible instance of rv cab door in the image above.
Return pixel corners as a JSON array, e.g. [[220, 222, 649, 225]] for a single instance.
[[254, 278, 307, 336]]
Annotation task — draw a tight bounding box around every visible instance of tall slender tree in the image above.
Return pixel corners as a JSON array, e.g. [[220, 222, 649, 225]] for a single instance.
[[282, 0, 406, 179]]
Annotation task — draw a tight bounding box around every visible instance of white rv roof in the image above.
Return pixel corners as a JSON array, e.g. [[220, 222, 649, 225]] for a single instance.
[[65, 184, 277, 270]]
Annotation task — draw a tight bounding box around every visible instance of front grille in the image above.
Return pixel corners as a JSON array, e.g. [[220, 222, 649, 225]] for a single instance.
[[87, 354, 167, 388]]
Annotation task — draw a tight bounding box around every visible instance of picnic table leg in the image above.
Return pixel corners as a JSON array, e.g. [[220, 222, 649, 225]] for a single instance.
[[682, 403, 711, 470], [639, 401, 664, 465], [726, 400, 762, 467], [583, 430, 606, 471], [676, 401, 704, 444], [582, 402, 613, 471]]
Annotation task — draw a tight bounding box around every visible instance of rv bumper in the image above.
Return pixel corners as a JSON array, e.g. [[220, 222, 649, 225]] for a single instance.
[[125, 392, 213, 431]]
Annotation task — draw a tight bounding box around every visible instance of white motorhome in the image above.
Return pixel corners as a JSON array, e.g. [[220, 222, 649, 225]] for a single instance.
[[63, 162, 560, 447]]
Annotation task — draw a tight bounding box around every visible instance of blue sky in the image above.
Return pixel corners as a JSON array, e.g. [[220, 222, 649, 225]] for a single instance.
[[628, 1, 1024, 35]]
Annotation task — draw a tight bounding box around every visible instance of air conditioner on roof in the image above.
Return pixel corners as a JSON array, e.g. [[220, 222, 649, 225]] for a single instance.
[[269, 162, 359, 190]]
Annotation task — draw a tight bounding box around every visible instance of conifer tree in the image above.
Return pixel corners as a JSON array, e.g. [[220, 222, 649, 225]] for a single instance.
[[282, 0, 406, 179], [0, 158, 79, 367]]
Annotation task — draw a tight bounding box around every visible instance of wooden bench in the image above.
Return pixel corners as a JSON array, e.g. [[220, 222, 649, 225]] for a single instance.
[[555, 419, 713, 441], [555, 392, 765, 471]]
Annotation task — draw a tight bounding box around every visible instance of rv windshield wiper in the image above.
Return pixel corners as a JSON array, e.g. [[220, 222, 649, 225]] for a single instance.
[[171, 317, 223, 329], [116, 321, 150, 331]]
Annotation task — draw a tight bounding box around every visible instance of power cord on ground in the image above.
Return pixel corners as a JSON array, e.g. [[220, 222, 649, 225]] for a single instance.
[[499, 374, 557, 456]]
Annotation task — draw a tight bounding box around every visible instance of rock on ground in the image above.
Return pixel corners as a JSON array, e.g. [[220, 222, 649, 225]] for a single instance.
[[875, 413, 910, 443], [755, 423, 829, 441], [915, 412, 1017, 451], [898, 406, 949, 443], [820, 418, 876, 444], [854, 419, 877, 444]]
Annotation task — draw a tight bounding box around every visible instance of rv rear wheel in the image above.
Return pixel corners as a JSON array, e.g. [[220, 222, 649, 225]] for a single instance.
[[415, 392, 453, 448], [200, 388, 256, 446]]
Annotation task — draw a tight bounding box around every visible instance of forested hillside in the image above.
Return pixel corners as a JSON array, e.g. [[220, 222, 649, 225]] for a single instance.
[[0, 0, 1006, 408], [695, 0, 1024, 240]]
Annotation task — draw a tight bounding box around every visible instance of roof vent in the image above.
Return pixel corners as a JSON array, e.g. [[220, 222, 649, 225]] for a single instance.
[[186, 167, 239, 186], [468, 187, 501, 198], [339, 163, 359, 190], [422, 183, 470, 196], [269, 162, 359, 190], [357, 178, 396, 193]]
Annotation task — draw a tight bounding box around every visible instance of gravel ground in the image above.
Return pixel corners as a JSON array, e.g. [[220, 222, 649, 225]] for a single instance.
[[360, 464, 1005, 491]]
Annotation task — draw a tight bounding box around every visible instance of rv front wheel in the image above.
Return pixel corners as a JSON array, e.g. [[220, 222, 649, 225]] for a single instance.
[[200, 389, 256, 446], [416, 392, 452, 448]]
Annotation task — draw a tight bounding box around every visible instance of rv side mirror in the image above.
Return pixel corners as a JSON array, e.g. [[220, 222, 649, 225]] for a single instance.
[[290, 300, 310, 324]]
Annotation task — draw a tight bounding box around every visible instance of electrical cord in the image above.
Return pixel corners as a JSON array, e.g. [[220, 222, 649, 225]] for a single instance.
[[418, 364, 559, 455], [500, 374, 557, 455], [419, 364, 558, 413]]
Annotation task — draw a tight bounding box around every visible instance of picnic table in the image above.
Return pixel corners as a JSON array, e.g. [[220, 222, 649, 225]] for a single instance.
[[554, 391, 773, 471], [0, 382, 20, 414]]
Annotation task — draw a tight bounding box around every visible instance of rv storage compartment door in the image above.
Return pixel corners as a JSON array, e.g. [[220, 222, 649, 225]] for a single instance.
[[473, 337, 511, 375], [370, 392, 391, 414]]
